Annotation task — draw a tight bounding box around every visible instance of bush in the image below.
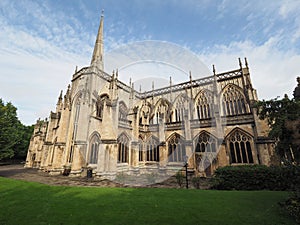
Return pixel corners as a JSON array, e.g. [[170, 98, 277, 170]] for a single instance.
[[279, 165, 300, 223], [191, 176, 202, 189], [211, 165, 300, 191], [175, 171, 185, 188]]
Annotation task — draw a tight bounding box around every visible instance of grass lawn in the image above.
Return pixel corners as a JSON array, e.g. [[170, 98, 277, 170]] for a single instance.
[[0, 177, 296, 225]]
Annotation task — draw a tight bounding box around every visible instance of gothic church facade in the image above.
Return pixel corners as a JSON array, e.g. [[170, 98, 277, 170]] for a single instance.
[[25, 15, 276, 178]]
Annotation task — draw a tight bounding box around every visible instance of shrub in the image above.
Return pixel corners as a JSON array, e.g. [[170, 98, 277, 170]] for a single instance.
[[211, 165, 299, 191], [279, 165, 300, 223], [175, 171, 185, 188], [191, 176, 202, 189]]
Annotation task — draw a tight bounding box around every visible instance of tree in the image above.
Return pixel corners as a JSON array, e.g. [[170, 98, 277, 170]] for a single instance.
[[0, 98, 33, 161], [255, 95, 300, 164]]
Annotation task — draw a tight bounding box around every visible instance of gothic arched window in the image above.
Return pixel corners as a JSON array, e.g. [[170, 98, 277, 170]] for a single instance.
[[221, 85, 248, 116], [117, 133, 129, 163], [150, 99, 170, 124], [174, 95, 189, 122], [138, 137, 144, 162], [96, 94, 109, 118], [89, 134, 100, 164], [168, 134, 186, 162], [195, 91, 213, 119], [146, 136, 159, 162], [119, 101, 128, 120], [227, 130, 254, 164], [195, 132, 217, 153]]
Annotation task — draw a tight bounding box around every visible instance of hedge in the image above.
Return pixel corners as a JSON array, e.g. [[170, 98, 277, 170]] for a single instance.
[[211, 165, 300, 191]]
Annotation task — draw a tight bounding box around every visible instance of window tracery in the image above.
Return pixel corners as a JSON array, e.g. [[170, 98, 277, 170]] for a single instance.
[[227, 130, 254, 164], [117, 133, 129, 163], [221, 85, 248, 116], [195, 91, 213, 119], [119, 101, 128, 120], [89, 134, 100, 164], [168, 134, 186, 162], [174, 95, 189, 122], [195, 132, 217, 153]]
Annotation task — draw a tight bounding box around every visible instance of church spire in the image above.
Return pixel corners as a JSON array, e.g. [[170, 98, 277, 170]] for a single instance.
[[91, 10, 104, 70]]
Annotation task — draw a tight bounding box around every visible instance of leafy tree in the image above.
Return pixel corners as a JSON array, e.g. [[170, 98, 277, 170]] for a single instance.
[[0, 98, 33, 161], [255, 95, 300, 163]]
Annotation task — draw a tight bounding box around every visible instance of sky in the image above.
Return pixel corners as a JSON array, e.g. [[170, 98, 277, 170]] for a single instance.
[[0, 0, 300, 125]]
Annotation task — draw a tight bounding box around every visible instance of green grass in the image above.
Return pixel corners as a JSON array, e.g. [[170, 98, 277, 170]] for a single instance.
[[0, 177, 296, 225]]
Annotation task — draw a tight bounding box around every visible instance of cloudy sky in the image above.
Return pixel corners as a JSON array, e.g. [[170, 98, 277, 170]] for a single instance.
[[1, 0, 300, 125]]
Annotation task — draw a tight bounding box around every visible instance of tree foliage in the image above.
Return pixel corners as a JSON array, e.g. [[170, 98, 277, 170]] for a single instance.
[[0, 98, 33, 161], [255, 95, 300, 163]]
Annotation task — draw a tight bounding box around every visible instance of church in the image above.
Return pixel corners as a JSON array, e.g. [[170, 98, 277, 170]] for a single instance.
[[25, 14, 276, 180]]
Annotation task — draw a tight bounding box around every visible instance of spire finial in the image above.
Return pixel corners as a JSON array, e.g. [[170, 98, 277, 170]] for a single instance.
[[152, 81, 154, 90], [189, 71, 192, 81], [101, 9, 104, 17], [169, 76, 172, 86]]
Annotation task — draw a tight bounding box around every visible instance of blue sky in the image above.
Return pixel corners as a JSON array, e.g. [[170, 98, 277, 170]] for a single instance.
[[1, 0, 300, 125]]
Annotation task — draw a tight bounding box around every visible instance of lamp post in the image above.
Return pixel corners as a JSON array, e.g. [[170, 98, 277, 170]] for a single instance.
[[184, 155, 189, 189]]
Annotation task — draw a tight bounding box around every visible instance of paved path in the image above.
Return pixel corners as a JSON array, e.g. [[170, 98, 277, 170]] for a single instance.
[[0, 164, 123, 187], [0, 164, 181, 188]]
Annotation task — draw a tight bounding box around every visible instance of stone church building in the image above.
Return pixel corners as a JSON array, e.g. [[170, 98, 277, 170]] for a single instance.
[[25, 15, 276, 179]]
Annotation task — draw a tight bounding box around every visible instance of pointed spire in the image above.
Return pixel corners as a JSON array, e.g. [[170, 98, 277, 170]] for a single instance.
[[244, 57, 248, 68], [213, 65, 216, 76], [57, 90, 63, 103], [91, 10, 104, 70], [238, 58, 242, 69]]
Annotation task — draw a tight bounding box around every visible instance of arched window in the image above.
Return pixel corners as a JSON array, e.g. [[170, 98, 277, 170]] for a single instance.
[[227, 130, 254, 164], [89, 134, 100, 164], [195, 132, 217, 153], [168, 134, 186, 162], [96, 94, 109, 118], [69, 96, 81, 163], [195, 91, 213, 119], [221, 85, 248, 116], [150, 99, 170, 124], [146, 136, 159, 162], [119, 101, 128, 120], [138, 138, 144, 162], [118, 133, 129, 163], [174, 95, 189, 122]]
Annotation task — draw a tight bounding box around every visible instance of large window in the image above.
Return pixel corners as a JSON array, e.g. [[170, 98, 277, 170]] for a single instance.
[[118, 134, 129, 163], [195, 132, 217, 153], [139, 136, 159, 162], [195, 91, 213, 119], [221, 85, 248, 116], [174, 94, 189, 122], [89, 134, 100, 164], [150, 99, 170, 124], [228, 130, 254, 164], [168, 134, 186, 162]]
